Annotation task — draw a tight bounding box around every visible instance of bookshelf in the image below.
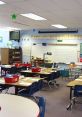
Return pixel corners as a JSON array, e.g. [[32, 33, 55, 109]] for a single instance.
[[1, 48, 22, 64]]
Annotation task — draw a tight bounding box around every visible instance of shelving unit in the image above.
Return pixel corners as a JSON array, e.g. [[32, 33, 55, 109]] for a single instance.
[[31, 58, 44, 66], [1, 48, 22, 64]]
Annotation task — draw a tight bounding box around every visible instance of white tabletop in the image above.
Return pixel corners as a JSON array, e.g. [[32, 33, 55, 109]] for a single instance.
[[75, 62, 82, 66], [0, 94, 39, 117]]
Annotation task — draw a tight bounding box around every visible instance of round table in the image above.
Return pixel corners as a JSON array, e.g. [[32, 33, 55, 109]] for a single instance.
[[0, 94, 39, 117]]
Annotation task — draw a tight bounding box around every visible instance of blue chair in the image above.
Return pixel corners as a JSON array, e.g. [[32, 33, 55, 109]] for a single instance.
[[74, 85, 82, 97], [18, 82, 38, 97], [18, 80, 43, 97], [37, 80, 43, 90], [44, 72, 59, 88], [9, 66, 18, 74], [36, 96, 46, 117], [67, 85, 82, 110]]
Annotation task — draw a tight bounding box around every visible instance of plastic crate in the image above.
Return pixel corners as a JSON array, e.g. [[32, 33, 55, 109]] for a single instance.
[[4, 75, 19, 83], [32, 68, 41, 72]]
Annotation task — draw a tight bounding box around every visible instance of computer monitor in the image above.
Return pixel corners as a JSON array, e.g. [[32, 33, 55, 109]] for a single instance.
[[10, 30, 20, 42]]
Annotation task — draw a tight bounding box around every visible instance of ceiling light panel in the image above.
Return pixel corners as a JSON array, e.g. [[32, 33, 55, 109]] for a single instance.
[[52, 24, 67, 28], [21, 13, 47, 21], [0, 1, 5, 4]]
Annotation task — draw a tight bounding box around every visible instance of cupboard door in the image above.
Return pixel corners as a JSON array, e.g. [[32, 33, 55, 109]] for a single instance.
[[1, 48, 9, 64]]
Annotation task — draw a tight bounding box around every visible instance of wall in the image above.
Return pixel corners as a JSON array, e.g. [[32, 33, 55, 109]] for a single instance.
[[0, 30, 9, 48], [0, 30, 20, 48], [0, 30, 9, 61], [31, 44, 77, 63], [20, 29, 82, 63], [0, 29, 82, 63]]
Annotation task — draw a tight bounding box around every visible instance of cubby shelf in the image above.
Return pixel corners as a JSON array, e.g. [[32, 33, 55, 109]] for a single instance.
[[1, 48, 22, 64]]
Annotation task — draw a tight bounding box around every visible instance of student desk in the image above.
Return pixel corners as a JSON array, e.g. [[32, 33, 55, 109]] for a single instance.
[[0, 77, 42, 95], [20, 68, 58, 77], [67, 77, 82, 99], [0, 94, 39, 117]]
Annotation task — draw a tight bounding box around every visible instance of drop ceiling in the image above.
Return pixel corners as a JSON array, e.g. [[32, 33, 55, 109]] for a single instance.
[[0, 0, 82, 30]]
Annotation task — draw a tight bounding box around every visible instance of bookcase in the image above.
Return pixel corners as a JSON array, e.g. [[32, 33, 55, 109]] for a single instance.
[[1, 48, 22, 64]]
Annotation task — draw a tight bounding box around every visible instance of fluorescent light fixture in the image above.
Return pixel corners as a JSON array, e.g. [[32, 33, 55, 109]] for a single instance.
[[21, 13, 47, 20], [52, 24, 67, 28], [0, 27, 20, 31], [5, 27, 20, 31], [0, 1, 5, 4]]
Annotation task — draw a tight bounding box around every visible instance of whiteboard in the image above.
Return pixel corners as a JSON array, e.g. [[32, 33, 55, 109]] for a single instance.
[[31, 45, 78, 63], [53, 46, 78, 63]]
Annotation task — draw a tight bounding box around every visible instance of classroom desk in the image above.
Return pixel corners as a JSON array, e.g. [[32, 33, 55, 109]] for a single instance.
[[0, 94, 39, 117], [21, 69, 52, 74], [0, 77, 42, 95], [67, 77, 82, 99], [20, 68, 58, 77]]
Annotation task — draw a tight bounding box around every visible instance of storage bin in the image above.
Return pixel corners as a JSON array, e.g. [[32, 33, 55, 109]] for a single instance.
[[32, 67, 41, 72], [4, 75, 19, 83]]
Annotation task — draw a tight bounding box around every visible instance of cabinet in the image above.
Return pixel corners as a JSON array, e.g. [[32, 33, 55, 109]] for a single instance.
[[1, 48, 22, 64]]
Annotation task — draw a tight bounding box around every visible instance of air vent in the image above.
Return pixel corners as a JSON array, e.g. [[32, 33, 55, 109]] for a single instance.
[[38, 29, 78, 33]]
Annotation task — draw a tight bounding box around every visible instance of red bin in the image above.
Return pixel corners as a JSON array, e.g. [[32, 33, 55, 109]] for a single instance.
[[4, 75, 19, 83], [32, 67, 41, 72]]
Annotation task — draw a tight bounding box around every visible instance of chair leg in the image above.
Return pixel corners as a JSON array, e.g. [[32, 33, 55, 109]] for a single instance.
[[66, 97, 76, 110], [48, 81, 57, 88], [48, 81, 52, 89], [53, 80, 59, 86]]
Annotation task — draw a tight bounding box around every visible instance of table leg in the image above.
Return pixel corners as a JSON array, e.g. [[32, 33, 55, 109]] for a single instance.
[[14, 87, 19, 95], [69, 87, 73, 100]]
